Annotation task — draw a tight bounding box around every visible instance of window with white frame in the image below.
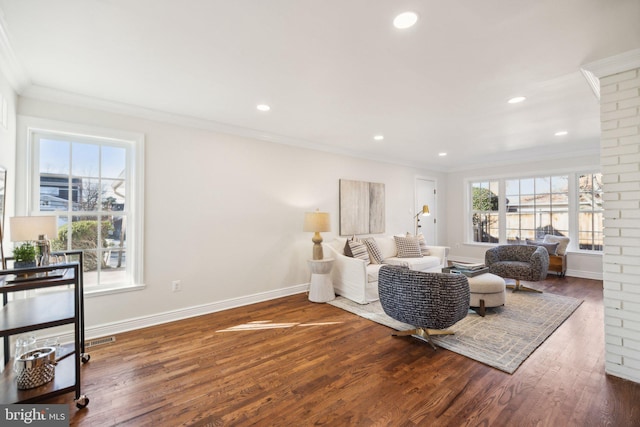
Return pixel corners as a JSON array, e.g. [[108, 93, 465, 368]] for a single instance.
[[27, 122, 144, 290], [505, 175, 569, 242], [577, 172, 603, 250], [468, 172, 602, 252], [471, 180, 499, 243]]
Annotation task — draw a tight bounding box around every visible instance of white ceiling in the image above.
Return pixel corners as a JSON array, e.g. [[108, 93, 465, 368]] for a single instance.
[[0, 0, 638, 171]]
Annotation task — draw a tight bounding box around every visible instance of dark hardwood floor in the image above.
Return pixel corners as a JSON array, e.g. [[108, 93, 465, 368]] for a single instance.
[[45, 275, 640, 426]]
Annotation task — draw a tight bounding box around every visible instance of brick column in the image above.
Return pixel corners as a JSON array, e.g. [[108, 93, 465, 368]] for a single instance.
[[600, 66, 640, 383]]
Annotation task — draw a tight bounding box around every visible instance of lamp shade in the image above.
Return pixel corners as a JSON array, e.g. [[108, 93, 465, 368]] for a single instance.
[[421, 205, 430, 216], [9, 216, 58, 242], [303, 211, 331, 232]]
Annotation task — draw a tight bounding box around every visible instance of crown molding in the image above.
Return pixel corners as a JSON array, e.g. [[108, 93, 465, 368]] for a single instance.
[[0, 8, 30, 92], [21, 84, 446, 173], [581, 48, 640, 100]]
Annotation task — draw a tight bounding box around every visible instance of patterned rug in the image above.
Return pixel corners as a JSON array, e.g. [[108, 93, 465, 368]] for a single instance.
[[328, 291, 582, 374]]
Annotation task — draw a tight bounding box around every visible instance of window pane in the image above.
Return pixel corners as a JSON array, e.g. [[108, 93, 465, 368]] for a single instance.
[[102, 146, 126, 179], [72, 143, 99, 177], [551, 176, 569, 193], [101, 179, 126, 211], [505, 179, 519, 196], [40, 174, 69, 211], [40, 139, 69, 175], [535, 177, 550, 193], [74, 178, 100, 211], [520, 178, 534, 194]]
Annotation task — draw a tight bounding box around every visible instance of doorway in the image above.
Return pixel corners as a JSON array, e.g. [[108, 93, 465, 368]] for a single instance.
[[415, 178, 436, 245]]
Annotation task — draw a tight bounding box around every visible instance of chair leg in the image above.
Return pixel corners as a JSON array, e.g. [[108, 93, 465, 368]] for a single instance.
[[471, 299, 486, 317], [392, 327, 455, 350], [505, 279, 542, 293]]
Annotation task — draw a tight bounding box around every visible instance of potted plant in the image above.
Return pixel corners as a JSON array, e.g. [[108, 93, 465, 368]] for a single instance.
[[13, 242, 37, 268]]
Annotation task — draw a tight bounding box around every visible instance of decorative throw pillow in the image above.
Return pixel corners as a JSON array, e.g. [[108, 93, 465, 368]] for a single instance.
[[343, 235, 361, 257], [405, 232, 431, 256], [525, 239, 559, 255], [543, 234, 570, 256], [394, 236, 422, 258], [417, 233, 430, 256], [363, 238, 384, 264], [347, 239, 370, 264]]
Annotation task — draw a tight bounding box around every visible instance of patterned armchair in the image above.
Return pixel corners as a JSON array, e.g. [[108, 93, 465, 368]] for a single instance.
[[485, 245, 549, 293], [378, 265, 470, 350]]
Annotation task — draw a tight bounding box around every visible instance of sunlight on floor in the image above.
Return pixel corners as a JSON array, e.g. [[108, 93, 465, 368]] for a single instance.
[[216, 320, 342, 332]]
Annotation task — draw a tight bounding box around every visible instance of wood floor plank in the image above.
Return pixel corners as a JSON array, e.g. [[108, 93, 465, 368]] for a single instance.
[[40, 275, 640, 426]]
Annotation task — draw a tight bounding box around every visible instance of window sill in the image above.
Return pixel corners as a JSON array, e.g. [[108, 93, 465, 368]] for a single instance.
[[85, 283, 146, 297]]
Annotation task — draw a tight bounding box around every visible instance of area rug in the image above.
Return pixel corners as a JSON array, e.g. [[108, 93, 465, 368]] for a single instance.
[[328, 291, 582, 374]]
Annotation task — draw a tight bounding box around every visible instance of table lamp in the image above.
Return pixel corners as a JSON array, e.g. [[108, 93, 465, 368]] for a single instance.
[[10, 216, 58, 266], [303, 209, 331, 260]]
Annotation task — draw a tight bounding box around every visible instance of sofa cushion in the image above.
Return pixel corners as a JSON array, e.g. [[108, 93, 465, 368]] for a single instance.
[[383, 256, 441, 271], [543, 234, 570, 256], [417, 233, 430, 256], [394, 236, 422, 258], [366, 264, 383, 283], [363, 237, 384, 264], [525, 239, 559, 255]]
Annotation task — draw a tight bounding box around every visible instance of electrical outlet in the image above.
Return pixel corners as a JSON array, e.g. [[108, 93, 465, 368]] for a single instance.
[[171, 280, 181, 292]]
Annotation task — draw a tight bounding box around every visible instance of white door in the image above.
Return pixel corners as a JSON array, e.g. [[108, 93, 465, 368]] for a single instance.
[[415, 178, 437, 245]]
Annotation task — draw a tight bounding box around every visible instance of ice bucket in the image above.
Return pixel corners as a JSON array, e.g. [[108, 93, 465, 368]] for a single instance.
[[15, 346, 56, 389]]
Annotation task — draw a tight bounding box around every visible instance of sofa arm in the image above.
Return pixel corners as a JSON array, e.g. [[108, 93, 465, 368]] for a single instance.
[[530, 246, 550, 280], [323, 243, 369, 303], [485, 247, 500, 266], [424, 245, 449, 267]]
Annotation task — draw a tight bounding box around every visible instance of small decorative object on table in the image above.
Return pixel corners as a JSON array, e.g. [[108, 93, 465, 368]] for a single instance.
[[12, 242, 37, 269], [443, 262, 489, 277], [15, 347, 57, 390]]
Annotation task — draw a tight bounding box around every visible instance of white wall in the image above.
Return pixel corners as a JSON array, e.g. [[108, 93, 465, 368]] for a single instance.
[[15, 96, 446, 336], [445, 155, 604, 280], [0, 68, 17, 228]]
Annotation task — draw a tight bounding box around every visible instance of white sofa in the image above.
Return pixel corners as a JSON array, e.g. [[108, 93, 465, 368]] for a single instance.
[[323, 236, 449, 304]]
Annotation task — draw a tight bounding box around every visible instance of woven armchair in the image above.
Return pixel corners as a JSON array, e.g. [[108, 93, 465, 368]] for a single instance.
[[485, 245, 549, 293], [378, 265, 470, 349]]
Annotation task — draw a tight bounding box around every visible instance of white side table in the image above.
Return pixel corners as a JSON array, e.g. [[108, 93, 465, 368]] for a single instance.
[[307, 258, 335, 303]]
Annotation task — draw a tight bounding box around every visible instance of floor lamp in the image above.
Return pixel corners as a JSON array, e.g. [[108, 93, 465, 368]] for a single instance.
[[414, 204, 430, 236]]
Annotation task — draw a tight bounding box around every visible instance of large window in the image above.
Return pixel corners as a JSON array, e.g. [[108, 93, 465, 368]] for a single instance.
[[469, 172, 602, 252], [26, 120, 144, 291], [505, 175, 569, 242]]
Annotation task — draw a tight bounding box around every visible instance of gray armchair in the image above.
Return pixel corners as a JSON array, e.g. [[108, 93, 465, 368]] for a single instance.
[[378, 265, 470, 350], [485, 245, 549, 293]]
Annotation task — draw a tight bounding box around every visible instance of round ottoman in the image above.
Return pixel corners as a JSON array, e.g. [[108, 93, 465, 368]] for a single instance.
[[467, 273, 506, 316]]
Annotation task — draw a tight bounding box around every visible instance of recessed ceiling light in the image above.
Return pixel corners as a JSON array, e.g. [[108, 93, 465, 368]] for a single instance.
[[373, 135, 384, 141], [438, 152, 447, 157], [393, 12, 418, 29], [507, 96, 526, 104], [256, 104, 271, 112], [554, 130, 568, 136]]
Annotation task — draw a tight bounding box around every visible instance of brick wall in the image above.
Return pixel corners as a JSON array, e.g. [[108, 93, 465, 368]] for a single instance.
[[601, 67, 640, 383]]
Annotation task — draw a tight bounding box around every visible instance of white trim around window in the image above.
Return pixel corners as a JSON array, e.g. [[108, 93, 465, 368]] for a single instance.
[[16, 116, 145, 293]]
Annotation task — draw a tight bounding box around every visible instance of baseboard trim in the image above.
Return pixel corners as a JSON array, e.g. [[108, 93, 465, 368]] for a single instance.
[[56, 283, 309, 344]]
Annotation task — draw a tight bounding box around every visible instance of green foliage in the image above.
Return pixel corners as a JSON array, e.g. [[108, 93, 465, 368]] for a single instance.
[[13, 242, 36, 262], [472, 187, 499, 211], [53, 220, 114, 271]]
